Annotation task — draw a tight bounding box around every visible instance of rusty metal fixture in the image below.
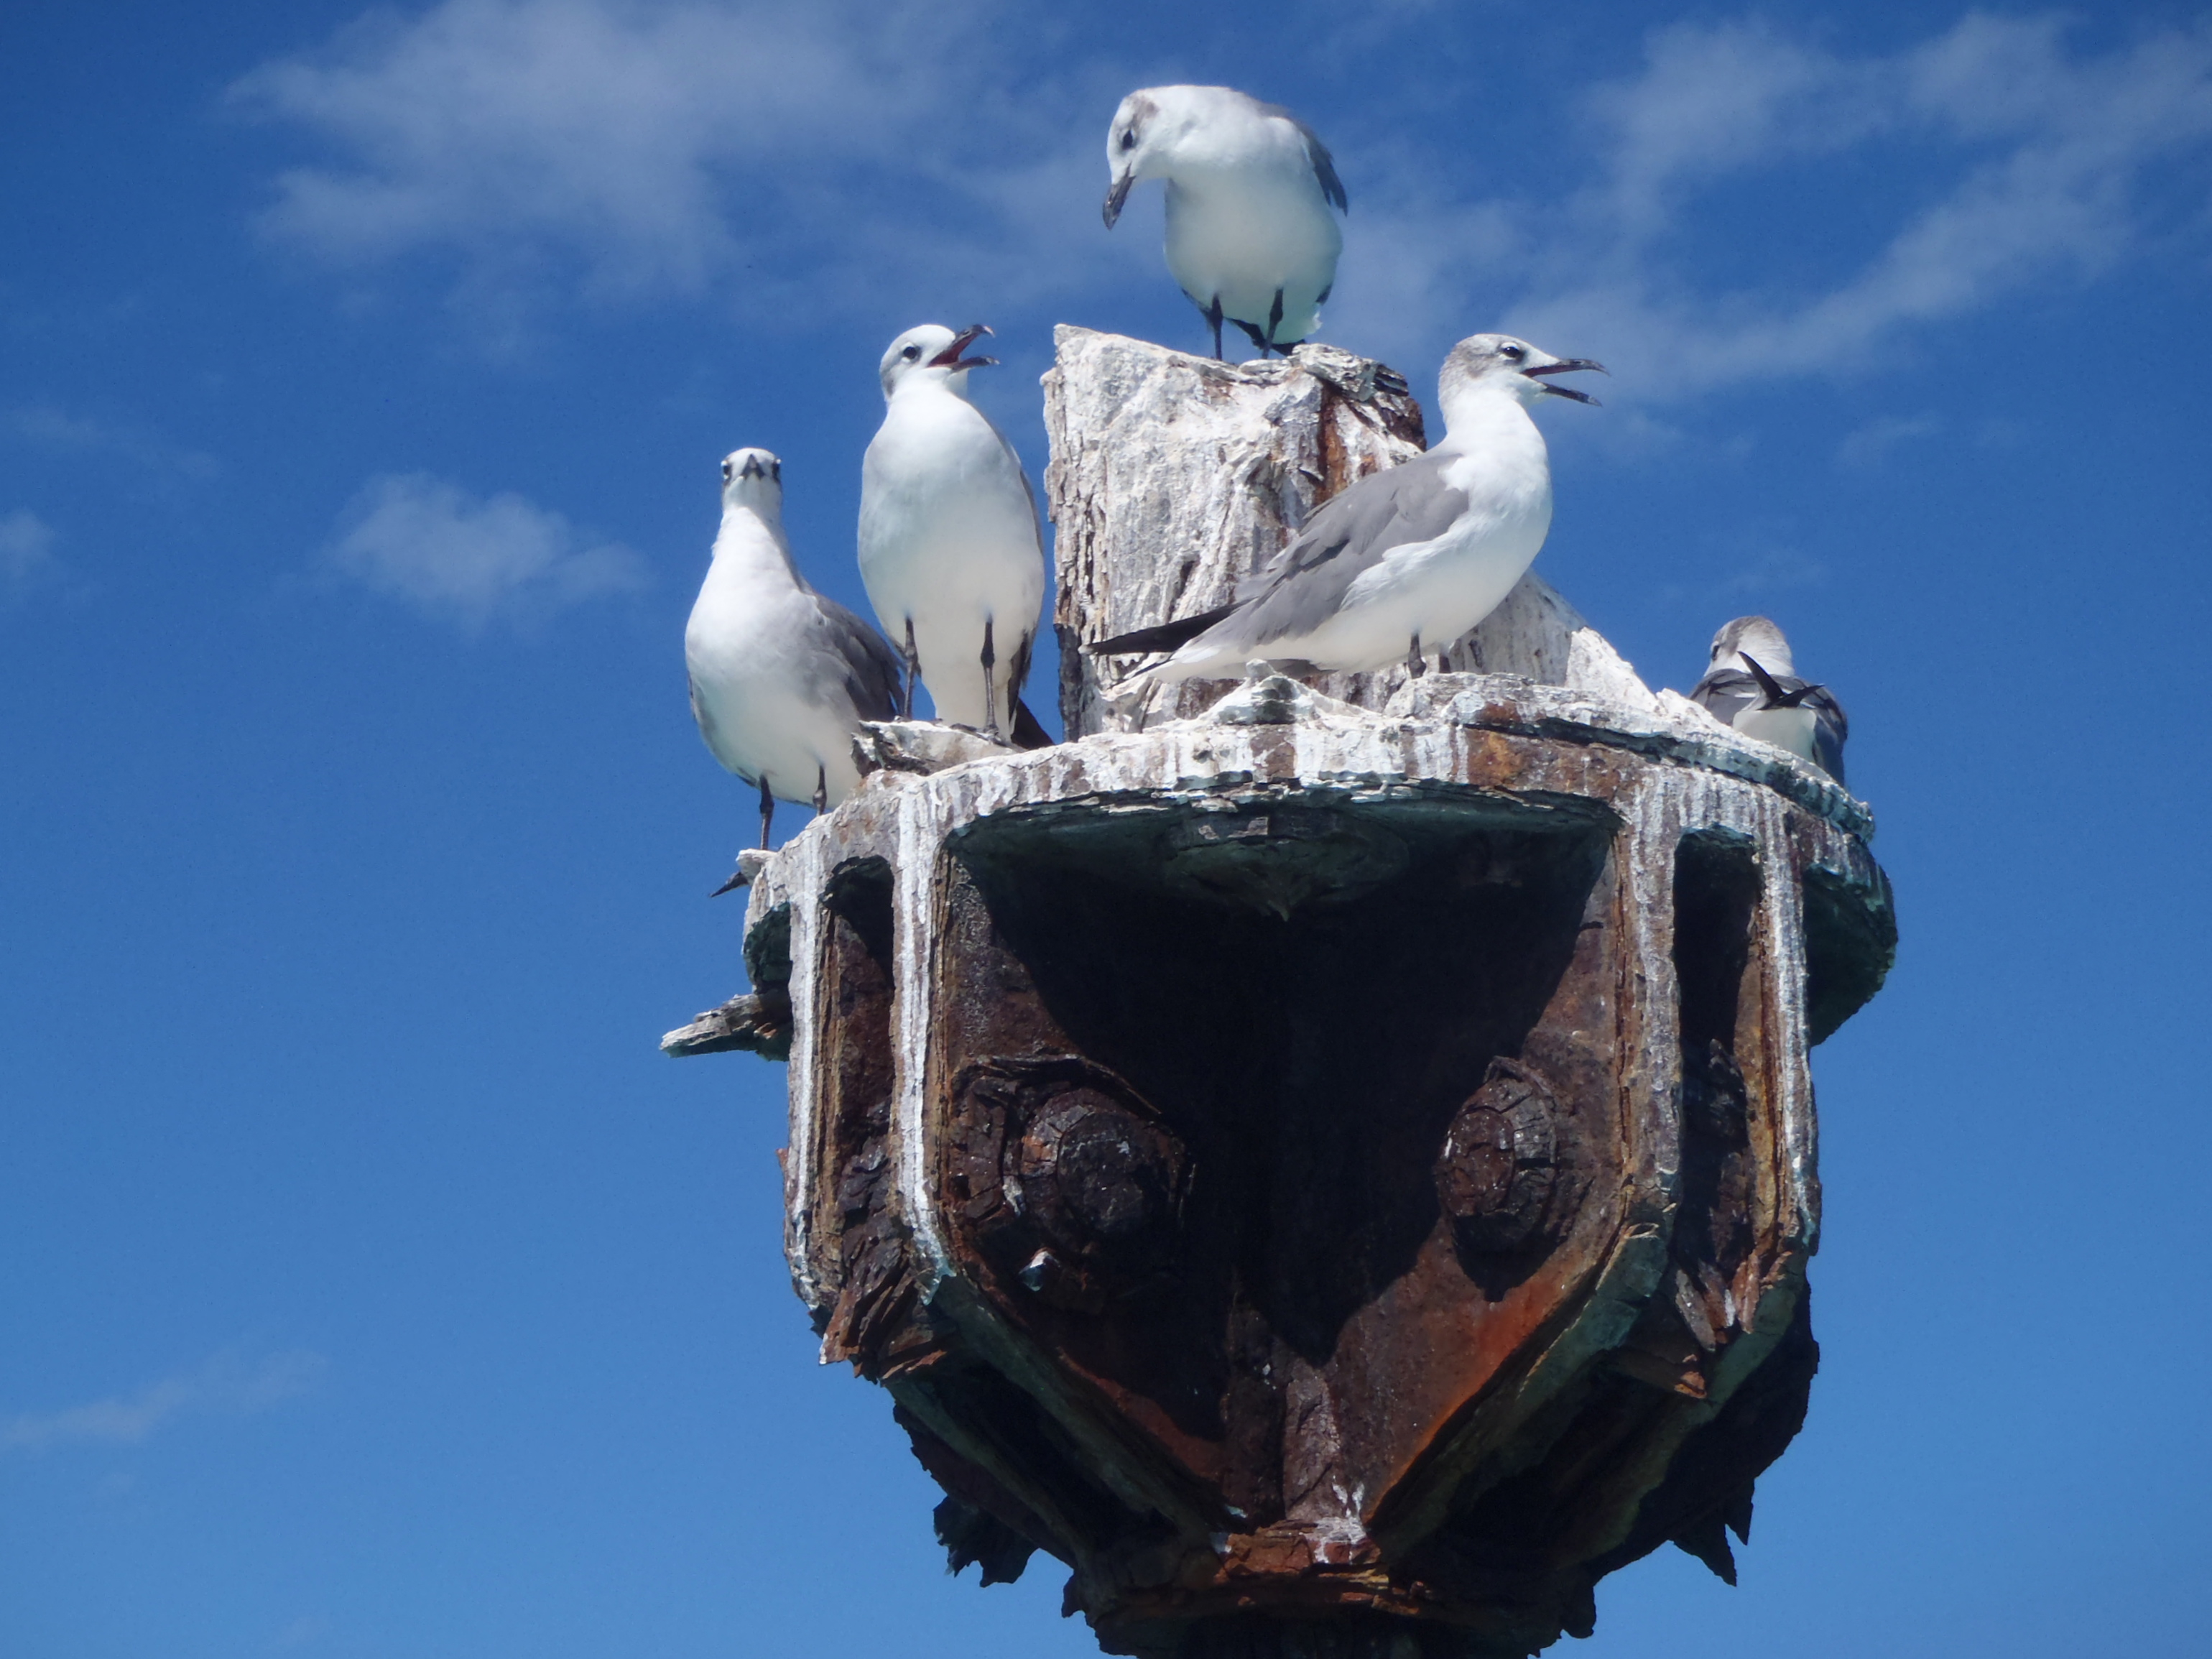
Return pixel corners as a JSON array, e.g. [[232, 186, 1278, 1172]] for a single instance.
[[736, 667, 1893, 1658]]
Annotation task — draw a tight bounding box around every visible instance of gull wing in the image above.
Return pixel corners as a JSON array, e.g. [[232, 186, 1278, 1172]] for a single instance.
[[808, 595, 903, 722], [1688, 667, 1759, 730], [1804, 684, 1849, 785], [1197, 450, 1466, 656], [1300, 123, 1349, 213], [1261, 102, 1349, 212]]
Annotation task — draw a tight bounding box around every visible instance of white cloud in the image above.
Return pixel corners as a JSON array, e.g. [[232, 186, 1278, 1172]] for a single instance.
[[1837, 412, 1944, 468], [231, 6, 2212, 399], [328, 472, 647, 626], [226, 0, 1118, 319], [7, 404, 220, 480], [1, 1349, 327, 1454], [1716, 545, 1828, 597], [1479, 14, 2212, 399], [0, 509, 60, 588]]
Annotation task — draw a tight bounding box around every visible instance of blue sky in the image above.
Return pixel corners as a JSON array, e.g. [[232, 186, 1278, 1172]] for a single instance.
[[4, 1, 2210, 1654]]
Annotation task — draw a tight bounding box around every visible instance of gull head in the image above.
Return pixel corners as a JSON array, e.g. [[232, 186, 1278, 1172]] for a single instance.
[[1103, 90, 1169, 226], [1105, 86, 1249, 226], [1440, 335, 1607, 420], [1708, 615, 1797, 678], [720, 447, 782, 516], [879, 323, 997, 400]]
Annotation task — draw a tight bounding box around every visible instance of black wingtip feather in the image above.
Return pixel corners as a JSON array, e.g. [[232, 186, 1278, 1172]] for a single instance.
[[1086, 604, 1235, 657], [1009, 697, 1054, 750], [1738, 652, 1788, 705]]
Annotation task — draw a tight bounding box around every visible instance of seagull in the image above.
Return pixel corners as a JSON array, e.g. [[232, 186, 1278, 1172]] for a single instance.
[[685, 448, 902, 862], [1689, 616, 1848, 784], [859, 323, 1050, 745], [1103, 86, 1346, 360], [1088, 334, 1604, 690]]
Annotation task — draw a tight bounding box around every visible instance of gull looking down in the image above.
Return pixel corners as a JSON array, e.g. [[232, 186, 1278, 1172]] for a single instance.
[[685, 448, 902, 869], [1089, 334, 1604, 691], [859, 323, 1049, 745], [1103, 85, 1346, 360], [1690, 616, 1848, 784]]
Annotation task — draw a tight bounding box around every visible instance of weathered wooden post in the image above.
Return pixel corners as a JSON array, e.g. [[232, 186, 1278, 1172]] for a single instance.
[[674, 328, 1894, 1657]]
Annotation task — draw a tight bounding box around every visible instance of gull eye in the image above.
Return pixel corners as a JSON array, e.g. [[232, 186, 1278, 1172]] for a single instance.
[[1499, 342, 1524, 360], [1120, 129, 1137, 152], [721, 461, 733, 481], [901, 343, 920, 361], [769, 461, 781, 481]]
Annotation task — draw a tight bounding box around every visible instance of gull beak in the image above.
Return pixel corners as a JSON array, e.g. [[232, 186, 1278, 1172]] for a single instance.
[[1522, 357, 1608, 405], [927, 323, 997, 371], [1103, 169, 1134, 228]]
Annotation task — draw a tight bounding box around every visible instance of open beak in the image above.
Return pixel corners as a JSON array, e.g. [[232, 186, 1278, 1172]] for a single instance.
[[1102, 169, 1134, 228], [927, 323, 997, 371], [1522, 357, 1608, 405]]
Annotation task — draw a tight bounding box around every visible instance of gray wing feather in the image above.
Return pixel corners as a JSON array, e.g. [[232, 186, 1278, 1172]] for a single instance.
[[808, 595, 902, 721], [1262, 101, 1348, 211], [1689, 667, 1758, 729], [1203, 453, 1466, 652], [1806, 686, 1848, 786], [1301, 124, 1348, 213]]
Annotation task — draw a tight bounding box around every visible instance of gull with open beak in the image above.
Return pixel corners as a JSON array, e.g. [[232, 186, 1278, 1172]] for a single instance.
[[858, 323, 1050, 744], [1103, 85, 1346, 360], [1690, 616, 1849, 784], [685, 448, 903, 868], [1089, 334, 1604, 690]]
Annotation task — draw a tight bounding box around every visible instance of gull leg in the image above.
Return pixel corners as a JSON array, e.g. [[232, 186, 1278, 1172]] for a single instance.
[[1206, 295, 1225, 360], [979, 617, 1003, 741], [1266, 288, 1285, 356], [900, 618, 919, 718], [757, 773, 774, 850], [813, 764, 828, 816], [1405, 632, 1427, 678]]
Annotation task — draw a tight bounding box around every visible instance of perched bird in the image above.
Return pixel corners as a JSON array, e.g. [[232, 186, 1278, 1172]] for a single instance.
[[859, 323, 1049, 744], [1689, 616, 1848, 784], [1089, 334, 1603, 690], [685, 448, 902, 859], [1103, 86, 1347, 360]]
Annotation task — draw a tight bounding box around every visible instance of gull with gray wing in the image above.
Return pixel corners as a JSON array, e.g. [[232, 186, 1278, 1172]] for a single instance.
[[1690, 616, 1848, 784], [1090, 334, 1603, 691], [1103, 85, 1347, 360], [685, 448, 902, 865]]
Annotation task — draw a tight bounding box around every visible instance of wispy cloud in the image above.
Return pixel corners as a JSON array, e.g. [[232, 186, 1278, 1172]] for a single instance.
[[272, 1614, 333, 1650], [226, 0, 1122, 329], [7, 403, 220, 480], [1, 1349, 328, 1454], [0, 509, 60, 590], [328, 471, 647, 626], [1837, 412, 1945, 468], [1716, 545, 1828, 598], [231, 6, 2212, 397], [1484, 14, 2212, 398]]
